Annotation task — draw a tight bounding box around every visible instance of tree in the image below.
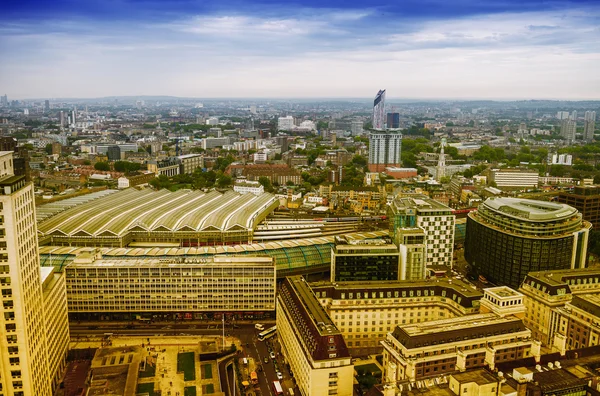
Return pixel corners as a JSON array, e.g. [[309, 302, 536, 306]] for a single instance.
[[94, 162, 110, 171], [83, 159, 91, 166], [44, 143, 53, 155], [258, 176, 273, 192], [113, 161, 141, 173], [216, 174, 232, 188], [351, 155, 367, 168]]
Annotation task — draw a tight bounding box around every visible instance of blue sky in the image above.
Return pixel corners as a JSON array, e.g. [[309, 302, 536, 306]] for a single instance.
[[1, 0, 599, 99]]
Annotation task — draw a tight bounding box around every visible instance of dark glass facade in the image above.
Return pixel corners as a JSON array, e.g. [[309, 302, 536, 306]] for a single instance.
[[465, 216, 575, 289], [333, 254, 399, 282]]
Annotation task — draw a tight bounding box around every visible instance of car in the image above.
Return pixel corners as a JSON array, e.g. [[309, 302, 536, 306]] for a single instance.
[[264, 357, 269, 364], [276, 372, 283, 380], [270, 352, 276, 359]]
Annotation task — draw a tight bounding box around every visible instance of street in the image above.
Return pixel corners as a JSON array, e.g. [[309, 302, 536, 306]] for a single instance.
[[70, 321, 298, 396]]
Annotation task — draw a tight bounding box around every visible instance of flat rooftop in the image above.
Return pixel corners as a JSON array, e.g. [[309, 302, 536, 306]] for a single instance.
[[483, 197, 578, 222], [288, 276, 341, 336], [390, 194, 453, 212], [485, 286, 523, 299], [69, 254, 274, 268]]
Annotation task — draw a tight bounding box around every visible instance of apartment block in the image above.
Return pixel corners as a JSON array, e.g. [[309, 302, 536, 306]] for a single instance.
[[177, 153, 204, 174], [388, 194, 455, 267], [63, 251, 276, 319], [277, 276, 354, 396], [557, 185, 600, 228]]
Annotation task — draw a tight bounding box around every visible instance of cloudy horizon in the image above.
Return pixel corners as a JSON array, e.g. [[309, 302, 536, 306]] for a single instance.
[[1, 0, 599, 100]]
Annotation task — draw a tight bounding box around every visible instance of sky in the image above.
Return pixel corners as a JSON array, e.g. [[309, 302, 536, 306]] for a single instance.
[[1, 0, 599, 100]]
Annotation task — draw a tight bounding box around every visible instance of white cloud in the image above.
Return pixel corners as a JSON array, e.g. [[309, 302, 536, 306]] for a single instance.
[[0, 5, 599, 99]]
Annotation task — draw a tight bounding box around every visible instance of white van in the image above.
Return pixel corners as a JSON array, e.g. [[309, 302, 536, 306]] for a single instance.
[[255, 324, 264, 331]]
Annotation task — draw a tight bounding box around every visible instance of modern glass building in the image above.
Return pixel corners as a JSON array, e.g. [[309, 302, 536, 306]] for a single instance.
[[465, 197, 591, 289], [372, 89, 386, 130]]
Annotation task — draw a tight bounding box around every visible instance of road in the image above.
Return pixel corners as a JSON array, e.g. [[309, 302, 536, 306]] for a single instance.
[[70, 322, 297, 395]]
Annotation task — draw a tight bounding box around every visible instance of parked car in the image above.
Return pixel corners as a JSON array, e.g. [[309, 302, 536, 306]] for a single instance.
[[270, 352, 276, 359], [277, 372, 283, 380]]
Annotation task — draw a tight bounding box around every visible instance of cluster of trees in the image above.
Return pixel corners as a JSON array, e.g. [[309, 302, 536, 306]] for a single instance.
[[149, 168, 233, 191], [92, 160, 141, 173]]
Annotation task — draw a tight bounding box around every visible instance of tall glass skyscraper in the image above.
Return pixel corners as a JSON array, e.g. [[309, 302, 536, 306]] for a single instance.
[[372, 89, 386, 130]]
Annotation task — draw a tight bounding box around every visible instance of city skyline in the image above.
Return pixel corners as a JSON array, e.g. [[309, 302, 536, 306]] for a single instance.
[[1, 0, 600, 100]]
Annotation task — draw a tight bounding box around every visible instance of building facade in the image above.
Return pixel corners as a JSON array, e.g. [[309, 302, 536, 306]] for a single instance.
[[310, 278, 482, 356], [584, 111, 596, 142], [557, 185, 600, 228], [278, 116, 294, 131], [147, 158, 180, 177], [63, 252, 275, 319], [382, 312, 538, 382], [331, 236, 400, 282], [0, 151, 68, 396], [368, 130, 402, 172], [233, 180, 265, 195], [553, 294, 600, 353], [277, 276, 354, 396], [520, 268, 600, 346], [489, 169, 539, 189], [177, 154, 204, 175], [388, 194, 455, 267], [465, 197, 591, 289], [372, 90, 386, 130], [386, 112, 400, 129]]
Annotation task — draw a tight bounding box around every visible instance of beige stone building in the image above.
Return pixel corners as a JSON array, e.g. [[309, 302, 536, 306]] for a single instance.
[[311, 278, 483, 356], [277, 276, 354, 396], [519, 268, 600, 346], [0, 151, 69, 395]]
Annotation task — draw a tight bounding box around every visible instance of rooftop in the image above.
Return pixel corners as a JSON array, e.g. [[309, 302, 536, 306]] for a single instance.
[[484, 286, 523, 299], [482, 197, 578, 222], [389, 194, 453, 212], [391, 313, 527, 349], [288, 276, 340, 336], [37, 188, 279, 237]]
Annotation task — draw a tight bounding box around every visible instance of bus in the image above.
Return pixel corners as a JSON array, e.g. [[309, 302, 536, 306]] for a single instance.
[[258, 325, 277, 341], [272, 381, 284, 395]]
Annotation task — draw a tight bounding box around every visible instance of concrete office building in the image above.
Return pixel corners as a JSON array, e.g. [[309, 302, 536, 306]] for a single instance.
[[372, 90, 386, 130], [584, 111, 596, 142], [331, 236, 400, 282], [396, 228, 426, 281], [63, 251, 275, 320], [557, 185, 600, 228], [489, 169, 539, 189], [0, 152, 69, 395], [520, 268, 600, 346], [368, 130, 402, 172], [465, 198, 591, 289], [388, 194, 455, 267], [310, 278, 483, 356], [278, 116, 294, 131], [277, 276, 354, 396]]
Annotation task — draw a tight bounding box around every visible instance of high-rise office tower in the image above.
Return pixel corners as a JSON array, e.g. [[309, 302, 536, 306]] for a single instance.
[[44, 100, 50, 112], [1, 95, 8, 107], [584, 111, 596, 142], [59, 111, 65, 128], [368, 130, 402, 172], [372, 89, 386, 130], [0, 151, 69, 395], [386, 112, 400, 129], [561, 119, 577, 143], [571, 110, 577, 121]]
